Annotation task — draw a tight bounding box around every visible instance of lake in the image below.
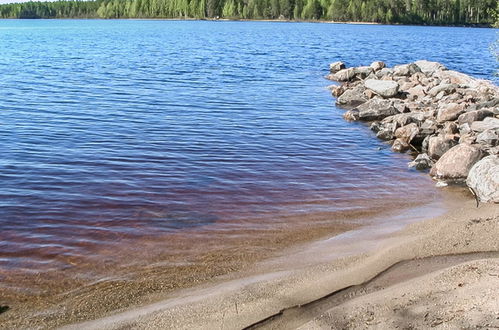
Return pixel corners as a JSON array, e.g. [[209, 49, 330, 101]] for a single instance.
[[0, 19, 497, 325]]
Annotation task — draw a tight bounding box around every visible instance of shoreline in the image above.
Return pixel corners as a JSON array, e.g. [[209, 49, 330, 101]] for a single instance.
[[0, 17, 494, 28], [0, 192, 440, 329], [60, 191, 498, 329]]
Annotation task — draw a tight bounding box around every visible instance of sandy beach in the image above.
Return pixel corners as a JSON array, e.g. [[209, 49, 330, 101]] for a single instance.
[[52, 189, 498, 330]]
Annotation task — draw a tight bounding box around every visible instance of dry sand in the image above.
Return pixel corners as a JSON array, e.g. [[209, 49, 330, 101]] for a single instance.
[[57, 192, 498, 330]]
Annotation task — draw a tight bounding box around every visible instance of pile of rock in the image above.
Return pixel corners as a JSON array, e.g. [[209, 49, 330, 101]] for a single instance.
[[326, 60, 498, 203]]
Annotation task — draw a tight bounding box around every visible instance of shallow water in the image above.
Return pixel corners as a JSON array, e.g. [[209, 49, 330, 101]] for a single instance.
[[0, 20, 496, 284]]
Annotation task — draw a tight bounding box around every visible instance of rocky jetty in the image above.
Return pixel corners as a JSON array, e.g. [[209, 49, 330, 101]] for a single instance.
[[326, 60, 499, 203]]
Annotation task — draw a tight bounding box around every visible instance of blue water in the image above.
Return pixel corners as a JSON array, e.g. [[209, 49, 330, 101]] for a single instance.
[[0, 20, 496, 272]]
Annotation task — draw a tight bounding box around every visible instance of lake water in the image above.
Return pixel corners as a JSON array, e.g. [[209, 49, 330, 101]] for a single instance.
[[0, 20, 497, 308]]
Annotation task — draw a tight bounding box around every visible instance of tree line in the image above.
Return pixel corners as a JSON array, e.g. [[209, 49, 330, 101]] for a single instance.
[[0, 0, 496, 25]]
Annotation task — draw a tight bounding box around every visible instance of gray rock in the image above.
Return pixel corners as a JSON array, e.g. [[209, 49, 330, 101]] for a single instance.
[[356, 98, 399, 121], [414, 60, 447, 75], [471, 117, 499, 133], [370, 61, 385, 72], [457, 109, 493, 125], [337, 85, 368, 107], [420, 119, 439, 136], [329, 61, 346, 73], [436, 103, 466, 122], [375, 68, 393, 79], [354, 66, 374, 80], [408, 153, 434, 170], [393, 63, 421, 76], [333, 68, 356, 82], [466, 155, 499, 203], [364, 79, 399, 98], [428, 83, 458, 97], [459, 123, 472, 135], [427, 135, 458, 160], [391, 138, 410, 152], [376, 122, 397, 140], [476, 129, 499, 146], [430, 144, 482, 180]]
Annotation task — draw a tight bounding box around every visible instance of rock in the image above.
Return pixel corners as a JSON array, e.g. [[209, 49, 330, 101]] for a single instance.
[[406, 85, 426, 99], [459, 133, 476, 145], [356, 98, 399, 121], [337, 85, 368, 107], [443, 122, 459, 135], [466, 155, 499, 203], [329, 61, 346, 73], [333, 68, 356, 81], [393, 63, 421, 76], [428, 83, 458, 97], [354, 66, 374, 79], [408, 153, 434, 170], [370, 121, 381, 133], [414, 60, 447, 75], [391, 138, 410, 152], [331, 85, 346, 97], [370, 61, 385, 72], [376, 122, 397, 140], [375, 68, 393, 79], [364, 79, 399, 98], [395, 123, 419, 144], [434, 70, 487, 88], [430, 144, 482, 180], [427, 135, 458, 160], [476, 129, 499, 146], [420, 119, 438, 136], [436, 103, 466, 122], [364, 89, 376, 99], [457, 109, 493, 125], [459, 123, 472, 135], [471, 117, 499, 133], [343, 109, 359, 121]]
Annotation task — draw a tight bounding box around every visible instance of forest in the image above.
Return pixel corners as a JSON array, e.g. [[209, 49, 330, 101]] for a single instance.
[[0, 0, 497, 26]]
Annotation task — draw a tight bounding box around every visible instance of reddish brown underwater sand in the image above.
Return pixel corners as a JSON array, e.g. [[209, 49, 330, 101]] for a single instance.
[[0, 191, 439, 329]]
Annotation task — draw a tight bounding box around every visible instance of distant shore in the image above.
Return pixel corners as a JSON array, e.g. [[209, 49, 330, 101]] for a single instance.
[[0, 17, 494, 28]]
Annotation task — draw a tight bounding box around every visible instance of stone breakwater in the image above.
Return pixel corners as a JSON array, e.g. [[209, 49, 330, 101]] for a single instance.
[[326, 60, 499, 203]]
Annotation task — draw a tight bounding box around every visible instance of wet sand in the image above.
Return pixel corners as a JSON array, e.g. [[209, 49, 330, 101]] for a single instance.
[[49, 190, 498, 329]]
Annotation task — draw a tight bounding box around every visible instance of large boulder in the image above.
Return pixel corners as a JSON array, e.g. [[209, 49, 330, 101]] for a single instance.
[[436, 103, 466, 122], [337, 85, 368, 107], [333, 68, 356, 82], [476, 129, 499, 146], [428, 83, 458, 97], [457, 109, 493, 125], [356, 98, 399, 121], [466, 155, 499, 203], [471, 117, 499, 133], [329, 61, 346, 73], [427, 135, 457, 160], [414, 60, 447, 75], [364, 79, 399, 98], [354, 66, 374, 79], [393, 63, 421, 76], [430, 144, 482, 180]]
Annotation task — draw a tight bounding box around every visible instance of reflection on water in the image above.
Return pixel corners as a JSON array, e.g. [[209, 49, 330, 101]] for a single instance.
[[0, 21, 495, 286]]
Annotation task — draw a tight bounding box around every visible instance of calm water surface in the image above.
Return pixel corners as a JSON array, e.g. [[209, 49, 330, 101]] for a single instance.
[[0, 20, 496, 275]]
